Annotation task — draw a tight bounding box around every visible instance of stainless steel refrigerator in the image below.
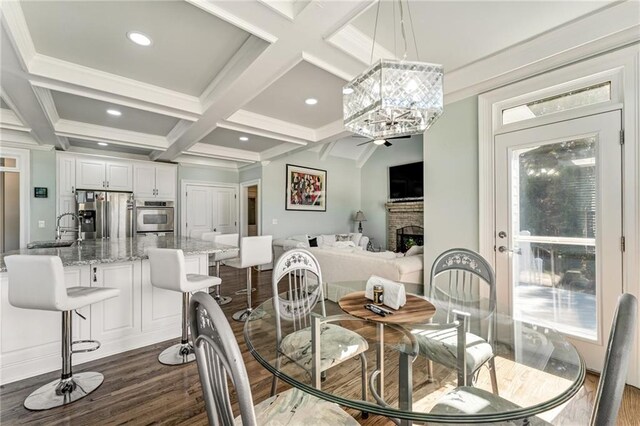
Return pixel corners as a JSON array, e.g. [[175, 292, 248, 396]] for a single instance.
[[76, 190, 134, 239]]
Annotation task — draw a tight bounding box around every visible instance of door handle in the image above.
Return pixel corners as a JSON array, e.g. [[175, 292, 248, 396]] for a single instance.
[[498, 246, 521, 255]]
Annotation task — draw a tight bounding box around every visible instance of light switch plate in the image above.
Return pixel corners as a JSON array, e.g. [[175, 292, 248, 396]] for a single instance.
[[272, 219, 278, 225], [38, 220, 45, 228]]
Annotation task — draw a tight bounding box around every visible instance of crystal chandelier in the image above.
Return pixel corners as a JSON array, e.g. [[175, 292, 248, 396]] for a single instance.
[[343, 0, 443, 140]]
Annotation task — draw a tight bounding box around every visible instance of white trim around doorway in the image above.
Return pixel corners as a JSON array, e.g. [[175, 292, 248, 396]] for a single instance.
[[239, 179, 261, 238], [0, 146, 30, 248]]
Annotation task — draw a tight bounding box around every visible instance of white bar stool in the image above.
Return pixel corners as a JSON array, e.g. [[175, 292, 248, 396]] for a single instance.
[[225, 235, 273, 322], [201, 232, 239, 305], [147, 248, 221, 365], [4, 255, 120, 411]]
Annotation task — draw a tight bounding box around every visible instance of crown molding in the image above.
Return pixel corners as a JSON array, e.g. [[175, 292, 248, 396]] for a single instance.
[[225, 109, 313, 142], [0, 0, 36, 69], [31, 86, 59, 124], [325, 23, 396, 66], [255, 0, 296, 21], [445, 2, 640, 103], [187, 142, 260, 163], [301, 51, 354, 82], [259, 142, 303, 161], [200, 35, 268, 110], [175, 155, 240, 170], [55, 119, 169, 150], [28, 54, 203, 117], [185, 0, 278, 44], [0, 129, 53, 150], [0, 108, 29, 132], [315, 118, 349, 142], [319, 139, 338, 161], [166, 120, 193, 144], [65, 145, 152, 161]]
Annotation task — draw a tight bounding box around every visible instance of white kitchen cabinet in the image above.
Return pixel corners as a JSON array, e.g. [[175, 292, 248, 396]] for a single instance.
[[0, 266, 91, 384], [57, 153, 76, 197], [134, 163, 176, 200], [76, 158, 106, 190], [75, 158, 133, 191], [90, 261, 141, 343]]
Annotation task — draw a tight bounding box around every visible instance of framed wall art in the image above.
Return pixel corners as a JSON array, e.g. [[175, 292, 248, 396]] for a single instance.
[[285, 164, 326, 211]]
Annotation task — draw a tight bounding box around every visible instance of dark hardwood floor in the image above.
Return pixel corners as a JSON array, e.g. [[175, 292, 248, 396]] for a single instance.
[[1, 265, 638, 425]]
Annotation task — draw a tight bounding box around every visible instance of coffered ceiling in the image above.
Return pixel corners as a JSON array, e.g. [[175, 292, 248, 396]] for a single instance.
[[0, 0, 636, 168]]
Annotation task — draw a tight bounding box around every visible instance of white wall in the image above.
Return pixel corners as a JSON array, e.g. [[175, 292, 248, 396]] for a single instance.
[[261, 150, 361, 239], [360, 135, 423, 250], [423, 96, 479, 281]]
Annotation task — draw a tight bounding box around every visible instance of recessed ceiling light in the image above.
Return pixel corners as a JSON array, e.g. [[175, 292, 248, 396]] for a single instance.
[[106, 109, 122, 116], [305, 98, 318, 105], [127, 31, 152, 47], [239, 136, 249, 142], [343, 87, 354, 95], [98, 142, 109, 146]]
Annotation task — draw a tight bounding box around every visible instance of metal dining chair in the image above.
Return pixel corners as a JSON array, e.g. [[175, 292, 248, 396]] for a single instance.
[[429, 293, 638, 426], [417, 248, 499, 392], [189, 291, 359, 426], [269, 249, 369, 408]]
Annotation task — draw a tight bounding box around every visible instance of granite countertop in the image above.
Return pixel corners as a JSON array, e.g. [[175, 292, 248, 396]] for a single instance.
[[0, 235, 239, 272]]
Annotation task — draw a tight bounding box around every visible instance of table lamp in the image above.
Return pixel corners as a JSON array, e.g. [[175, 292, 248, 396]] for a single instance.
[[353, 210, 367, 233]]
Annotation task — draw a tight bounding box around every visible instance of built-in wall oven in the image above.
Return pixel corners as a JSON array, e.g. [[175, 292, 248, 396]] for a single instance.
[[135, 200, 174, 235]]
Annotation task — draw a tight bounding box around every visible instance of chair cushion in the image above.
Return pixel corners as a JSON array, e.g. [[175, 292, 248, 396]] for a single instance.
[[183, 274, 220, 292], [280, 323, 368, 372], [235, 388, 359, 425], [430, 386, 551, 425], [412, 328, 494, 374], [64, 286, 120, 311]]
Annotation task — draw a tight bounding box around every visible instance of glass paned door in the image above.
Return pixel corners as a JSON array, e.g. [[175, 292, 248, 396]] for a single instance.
[[495, 110, 622, 370]]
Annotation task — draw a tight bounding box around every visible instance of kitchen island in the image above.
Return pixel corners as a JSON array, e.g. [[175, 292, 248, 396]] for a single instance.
[[0, 236, 238, 384]]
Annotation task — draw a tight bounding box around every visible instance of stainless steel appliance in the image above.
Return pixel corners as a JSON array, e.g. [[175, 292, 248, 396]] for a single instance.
[[76, 190, 134, 240], [135, 200, 174, 235]]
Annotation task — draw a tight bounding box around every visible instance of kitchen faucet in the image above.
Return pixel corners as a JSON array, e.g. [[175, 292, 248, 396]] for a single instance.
[[55, 213, 83, 242]]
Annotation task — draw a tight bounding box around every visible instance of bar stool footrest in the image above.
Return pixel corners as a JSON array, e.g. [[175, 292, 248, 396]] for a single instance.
[[72, 339, 101, 353]]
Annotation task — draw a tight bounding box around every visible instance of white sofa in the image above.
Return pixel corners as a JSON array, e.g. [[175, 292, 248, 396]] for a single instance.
[[309, 247, 424, 284], [273, 232, 369, 261]]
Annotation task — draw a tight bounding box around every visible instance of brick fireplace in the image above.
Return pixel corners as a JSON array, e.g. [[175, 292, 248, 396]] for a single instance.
[[385, 201, 424, 251]]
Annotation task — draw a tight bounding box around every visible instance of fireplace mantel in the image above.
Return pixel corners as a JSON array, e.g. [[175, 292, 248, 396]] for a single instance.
[[385, 201, 424, 251]]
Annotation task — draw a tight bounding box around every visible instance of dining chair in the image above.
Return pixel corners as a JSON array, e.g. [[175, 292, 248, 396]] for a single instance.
[[189, 291, 359, 426], [429, 293, 638, 426], [417, 248, 499, 393], [269, 249, 369, 408]]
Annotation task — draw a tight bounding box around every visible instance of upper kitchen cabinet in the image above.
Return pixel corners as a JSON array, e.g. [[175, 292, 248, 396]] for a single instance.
[[56, 153, 76, 196], [76, 158, 132, 191], [133, 163, 176, 200]]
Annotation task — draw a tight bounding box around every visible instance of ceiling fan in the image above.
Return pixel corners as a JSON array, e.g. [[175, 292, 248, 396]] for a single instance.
[[355, 134, 411, 147]]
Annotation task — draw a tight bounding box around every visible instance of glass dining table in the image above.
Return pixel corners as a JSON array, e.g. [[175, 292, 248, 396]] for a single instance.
[[244, 282, 586, 425]]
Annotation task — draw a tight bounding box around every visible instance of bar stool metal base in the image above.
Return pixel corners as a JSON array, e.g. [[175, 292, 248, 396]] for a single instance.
[[215, 295, 233, 305], [158, 343, 196, 365], [232, 308, 252, 322], [24, 372, 104, 411]]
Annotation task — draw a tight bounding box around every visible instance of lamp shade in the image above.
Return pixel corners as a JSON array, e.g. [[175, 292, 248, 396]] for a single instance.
[[354, 211, 367, 222]]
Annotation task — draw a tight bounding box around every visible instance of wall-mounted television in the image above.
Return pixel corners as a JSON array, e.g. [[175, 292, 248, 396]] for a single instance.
[[389, 161, 423, 201]]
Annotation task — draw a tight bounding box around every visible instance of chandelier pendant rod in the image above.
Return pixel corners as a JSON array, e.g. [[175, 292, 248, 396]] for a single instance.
[[405, 0, 421, 61], [370, 0, 383, 65], [398, 0, 409, 60]]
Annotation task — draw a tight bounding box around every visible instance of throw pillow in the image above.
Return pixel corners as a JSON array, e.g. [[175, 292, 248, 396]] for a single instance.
[[319, 234, 336, 245], [309, 237, 318, 247], [336, 234, 350, 242], [405, 245, 424, 256], [290, 234, 310, 248], [349, 232, 362, 247]]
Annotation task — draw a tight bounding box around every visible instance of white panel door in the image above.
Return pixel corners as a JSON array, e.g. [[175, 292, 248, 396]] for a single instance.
[[133, 164, 156, 199], [76, 158, 105, 190], [57, 154, 76, 197], [90, 262, 141, 342], [184, 185, 212, 237], [155, 166, 176, 199], [105, 161, 133, 191], [495, 110, 622, 370], [212, 187, 237, 233]]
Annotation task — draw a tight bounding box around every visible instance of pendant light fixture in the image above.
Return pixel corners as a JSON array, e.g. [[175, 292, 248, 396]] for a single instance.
[[343, 0, 443, 139]]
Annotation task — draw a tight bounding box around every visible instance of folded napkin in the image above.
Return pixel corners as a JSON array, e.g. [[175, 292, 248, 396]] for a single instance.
[[364, 275, 407, 310]]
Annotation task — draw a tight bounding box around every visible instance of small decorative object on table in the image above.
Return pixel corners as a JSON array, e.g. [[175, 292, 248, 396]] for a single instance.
[[373, 284, 384, 305], [365, 275, 406, 310]]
